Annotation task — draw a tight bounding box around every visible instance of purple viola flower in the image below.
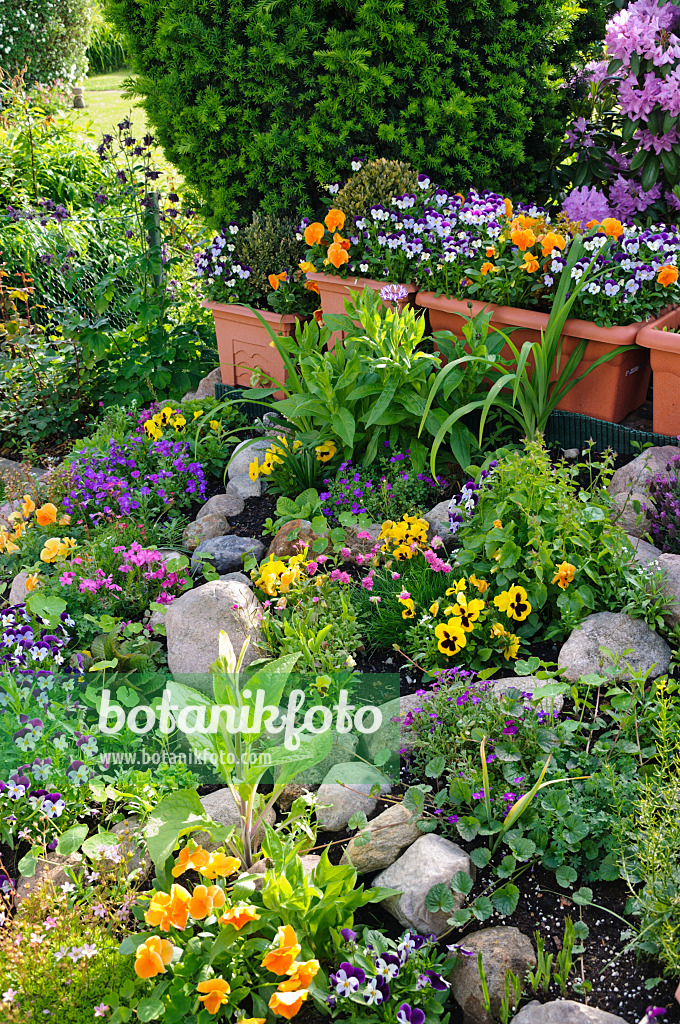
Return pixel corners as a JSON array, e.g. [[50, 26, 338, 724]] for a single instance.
[[417, 969, 448, 991], [375, 953, 400, 980], [330, 963, 366, 997], [397, 1004, 426, 1024], [340, 928, 357, 943], [363, 975, 391, 1005]]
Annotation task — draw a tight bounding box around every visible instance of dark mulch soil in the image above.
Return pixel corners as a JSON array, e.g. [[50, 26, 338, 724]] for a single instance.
[[228, 493, 278, 540]]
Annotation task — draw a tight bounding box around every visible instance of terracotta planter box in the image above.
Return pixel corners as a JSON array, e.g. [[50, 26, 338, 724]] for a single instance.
[[306, 272, 418, 346], [637, 308, 680, 436], [203, 300, 304, 388], [417, 292, 652, 424]]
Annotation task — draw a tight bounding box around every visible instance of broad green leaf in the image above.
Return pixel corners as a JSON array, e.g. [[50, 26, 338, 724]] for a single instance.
[[56, 823, 89, 856], [425, 882, 455, 913]]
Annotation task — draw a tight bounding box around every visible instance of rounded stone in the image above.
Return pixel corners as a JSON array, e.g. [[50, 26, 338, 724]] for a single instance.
[[196, 492, 245, 520], [450, 927, 536, 1024], [192, 535, 265, 574], [182, 513, 230, 552], [557, 610, 671, 682]]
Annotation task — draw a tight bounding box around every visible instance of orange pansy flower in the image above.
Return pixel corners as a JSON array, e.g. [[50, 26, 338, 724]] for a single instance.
[[261, 925, 301, 975], [199, 851, 241, 880], [522, 252, 539, 273], [269, 990, 308, 1020], [278, 960, 320, 992], [268, 271, 287, 290], [21, 494, 35, 518], [219, 904, 261, 930], [172, 844, 211, 878], [658, 265, 679, 287], [144, 883, 191, 931], [35, 503, 58, 526], [325, 209, 346, 232], [511, 227, 536, 251], [504, 198, 513, 218], [327, 242, 349, 269], [134, 936, 174, 979], [304, 280, 320, 293], [600, 217, 623, 240], [304, 222, 325, 246], [540, 231, 566, 257], [480, 262, 498, 276], [197, 978, 231, 1015]]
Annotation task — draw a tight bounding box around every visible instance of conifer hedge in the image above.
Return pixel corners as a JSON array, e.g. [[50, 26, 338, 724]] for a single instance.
[[105, 0, 608, 222]]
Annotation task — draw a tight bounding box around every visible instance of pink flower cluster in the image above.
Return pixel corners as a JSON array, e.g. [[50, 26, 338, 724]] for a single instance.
[[114, 542, 188, 604]]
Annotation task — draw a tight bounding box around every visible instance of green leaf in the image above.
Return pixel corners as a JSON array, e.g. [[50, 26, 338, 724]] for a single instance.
[[137, 997, 165, 1021], [491, 883, 520, 916], [456, 816, 480, 842], [470, 847, 492, 869], [56, 823, 89, 856], [144, 789, 210, 869], [506, 836, 536, 861], [471, 895, 493, 920], [18, 848, 40, 877], [555, 865, 578, 888], [426, 882, 455, 913], [331, 408, 355, 449], [425, 756, 445, 779], [450, 870, 474, 896]]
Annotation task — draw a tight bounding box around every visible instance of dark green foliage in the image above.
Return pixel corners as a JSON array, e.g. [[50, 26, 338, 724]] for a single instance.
[[0, 0, 91, 86], [238, 213, 306, 296], [336, 158, 419, 220], [105, 0, 608, 223]]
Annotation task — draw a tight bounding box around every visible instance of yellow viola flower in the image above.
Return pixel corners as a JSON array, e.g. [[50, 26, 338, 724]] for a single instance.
[[449, 593, 485, 632], [429, 601, 440, 616], [172, 415, 187, 428], [193, 409, 203, 420], [399, 598, 415, 619], [58, 537, 77, 556], [210, 420, 220, 431], [159, 406, 174, 425], [249, 459, 260, 481], [434, 619, 467, 657], [315, 440, 337, 463], [490, 621, 507, 639], [445, 579, 467, 596], [40, 537, 62, 563], [494, 584, 532, 622], [502, 634, 520, 660], [144, 420, 162, 440], [551, 561, 576, 590], [21, 494, 35, 518]]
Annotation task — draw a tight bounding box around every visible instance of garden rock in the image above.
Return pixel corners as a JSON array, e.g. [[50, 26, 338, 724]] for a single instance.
[[267, 519, 329, 559], [374, 834, 474, 936], [219, 571, 253, 587], [510, 1001, 628, 1024], [16, 851, 84, 902], [316, 773, 392, 832], [199, 787, 275, 849], [608, 445, 678, 497], [558, 611, 671, 682], [655, 552, 680, 628], [341, 523, 383, 560], [9, 571, 29, 605], [192, 535, 265, 574], [625, 533, 660, 566], [610, 490, 650, 538], [165, 580, 263, 680], [193, 366, 222, 401], [490, 676, 564, 715], [276, 784, 313, 814], [341, 801, 422, 873], [197, 492, 245, 520], [449, 927, 536, 1024], [228, 474, 263, 499], [228, 437, 271, 479], [423, 500, 452, 548], [182, 513, 230, 552]]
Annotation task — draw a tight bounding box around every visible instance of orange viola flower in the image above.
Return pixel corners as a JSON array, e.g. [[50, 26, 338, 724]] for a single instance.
[[540, 231, 566, 257], [504, 198, 513, 218], [172, 844, 211, 878], [199, 851, 241, 880], [658, 265, 679, 287], [299, 260, 316, 273], [219, 904, 261, 930], [197, 978, 231, 1015], [325, 208, 346, 232], [511, 227, 536, 251], [313, 309, 324, 325], [327, 242, 349, 269], [278, 960, 320, 992], [304, 280, 320, 293], [268, 271, 287, 290], [269, 990, 308, 1020], [600, 217, 623, 240], [188, 883, 225, 920], [304, 222, 325, 246], [134, 936, 174, 979], [485, 246, 497, 258], [144, 884, 191, 931], [480, 262, 498, 276], [522, 253, 539, 273], [35, 503, 58, 526], [261, 925, 301, 975], [21, 494, 35, 518]]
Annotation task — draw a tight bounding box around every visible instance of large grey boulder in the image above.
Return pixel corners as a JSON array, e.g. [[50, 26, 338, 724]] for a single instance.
[[450, 927, 536, 1024], [656, 552, 680, 628], [341, 801, 422, 874], [193, 366, 222, 400], [182, 513, 230, 552], [198, 788, 275, 851], [228, 438, 272, 479], [558, 611, 671, 682], [316, 765, 392, 832], [625, 533, 661, 566], [192, 535, 265, 574], [510, 1001, 628, 1024], [227, 474, 263, 499], [423, 500, 452, 548], [9, 571, 29, 605], [164, 580, 263, 682], [610, 490, 650, 538], [196, 492, 245, 520], [609, 445, 678, 497], [374, 834, 474, 936]]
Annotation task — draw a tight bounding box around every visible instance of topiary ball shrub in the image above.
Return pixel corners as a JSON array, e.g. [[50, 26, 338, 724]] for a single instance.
[[335, 158, 419, 221], [105, 0, 606, 223]]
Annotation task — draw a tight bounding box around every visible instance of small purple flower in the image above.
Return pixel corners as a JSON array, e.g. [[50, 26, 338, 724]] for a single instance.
[[397, 1004, 426, 1024]]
